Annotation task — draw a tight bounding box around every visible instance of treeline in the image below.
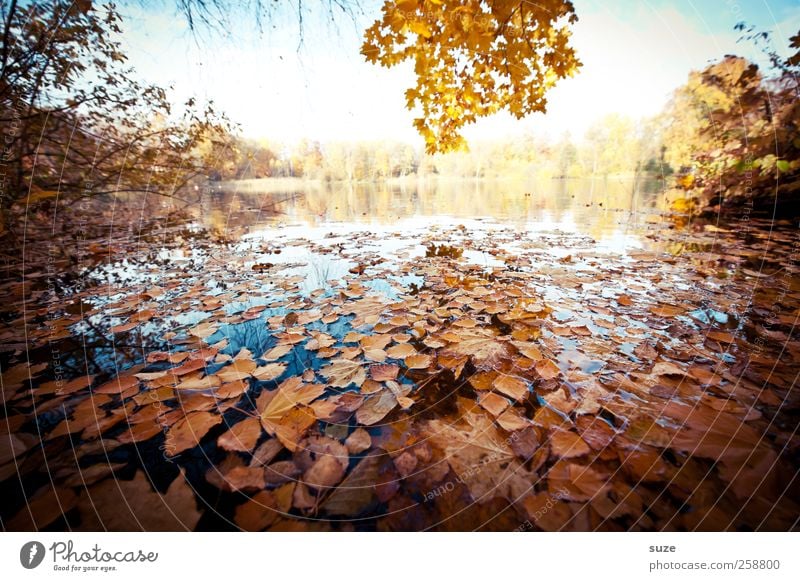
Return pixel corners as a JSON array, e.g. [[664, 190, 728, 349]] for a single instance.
[[219, 25, 800, 216], [218, 115, 667, 183], [1, 0, 797, 240]]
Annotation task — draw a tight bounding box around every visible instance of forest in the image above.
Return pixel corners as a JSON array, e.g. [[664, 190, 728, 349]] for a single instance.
[[0, 0, 799, 534]]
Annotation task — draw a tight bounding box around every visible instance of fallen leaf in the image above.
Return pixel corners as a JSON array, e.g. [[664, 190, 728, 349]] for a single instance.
[[78, 470, 200, 531], [165, 411, 223, 456], [493, 374, 529, 400], [235, 490, 278, 531], [345, 428, 372, 453], [262, 344, 293, 360], [535, 359, 561, 380], [427, 411, 528, 500], [386, 343, 417, 359], [478, 391, 510, 416], [356, 391, 397, 425], [549, 429, 590, 459], [370, 363, 400, 381], [320, 359, 366, 388], [218, 417, 262, 453], [253, 362, 288, 381], [405, 353, 433, 369]]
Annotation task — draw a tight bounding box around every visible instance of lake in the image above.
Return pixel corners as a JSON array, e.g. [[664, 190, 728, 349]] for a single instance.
[[1, 177, 798, 532]]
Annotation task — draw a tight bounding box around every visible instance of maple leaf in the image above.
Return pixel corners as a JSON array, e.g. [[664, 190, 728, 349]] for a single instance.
[[441, 333, 514, 370]]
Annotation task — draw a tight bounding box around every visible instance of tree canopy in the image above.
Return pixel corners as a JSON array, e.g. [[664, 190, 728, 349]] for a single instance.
[[660, 28, 800, 212], [362, 0, 581, 153]]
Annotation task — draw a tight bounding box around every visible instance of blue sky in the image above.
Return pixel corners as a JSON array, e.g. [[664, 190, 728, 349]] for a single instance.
[[119, 0, 800, 144]]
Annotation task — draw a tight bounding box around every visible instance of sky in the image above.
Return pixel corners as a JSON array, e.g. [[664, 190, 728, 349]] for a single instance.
[[119, 0, 800, 146]]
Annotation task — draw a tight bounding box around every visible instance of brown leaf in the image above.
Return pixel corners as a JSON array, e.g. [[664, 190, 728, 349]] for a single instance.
[[522, 492, 573, 531], [220, 466, 267, 492], [252, 362, 288, 381], [394, 451, 418, 478], [493, 374, 529, 401], [304, 455, 346, 490], [427, 410, 528, 500], [7, 486, 78, 531], [259, 376, 325, 426], [535, 359, 561, 380], [262, 344, 293, 360], [405, 353, 433, 369], [235, 490, 278, 531], [322, 451, 383, 516], [386, 342, 417, 359], [370, 363, 400, 381], [266, 406, 317, 452], [189, 321, 219, 339], [216, 358, 257, 382], [110, 320, 138, 334], [176, 375, 221, 390], [650, 304, 684, 317], [364, 348, 387, 362], [94, 374, 139, 394], [549, 429, 590, 459], [356, 391, 397, 425], [218, 417, 262, 453], [164, 411, 223, 456], [478, 391, 510, 416], [442, 333, 514, 369], [320, 359, 366, 388], [496, 407, 531, 431], [78, 470, 200, 531], [345, 428, 372, 453]]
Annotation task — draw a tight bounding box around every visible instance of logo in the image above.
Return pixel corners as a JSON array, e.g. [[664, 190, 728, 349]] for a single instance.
[[20, 541, 46, 569]]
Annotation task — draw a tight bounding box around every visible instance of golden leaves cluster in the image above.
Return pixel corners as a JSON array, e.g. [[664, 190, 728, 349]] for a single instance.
[[362, 0, 581, 153]]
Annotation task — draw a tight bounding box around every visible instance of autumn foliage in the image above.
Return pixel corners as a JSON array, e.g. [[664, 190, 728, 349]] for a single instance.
[[661, 29, 800, 212], [362, 0, 581, 153]]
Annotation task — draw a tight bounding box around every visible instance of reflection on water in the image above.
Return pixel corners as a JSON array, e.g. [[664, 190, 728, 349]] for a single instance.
[[3, 173, 800, 532], [202, 176, 671, 250]]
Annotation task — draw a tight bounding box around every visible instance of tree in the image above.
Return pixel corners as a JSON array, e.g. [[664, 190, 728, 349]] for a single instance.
[[0, 1, 233, 234], [172, 0, 581, 154], [659, 28, 800, 212], [362, 0, 581, 153]]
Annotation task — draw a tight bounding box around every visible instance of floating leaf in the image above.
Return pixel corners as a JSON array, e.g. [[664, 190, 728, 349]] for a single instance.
[[493, 375, 528, 401], [218, 417, 262, 453], [405, 353, 433, 369], [165, 411, 223, 456], [386, 343, 417, 359], [370, 363, 400, 381], [549, 429, 590, 459], [320, 359, 366, 388], [253, 362, 288, 381], [535, 359, 561, 380], [356, 391, 397, 426]]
